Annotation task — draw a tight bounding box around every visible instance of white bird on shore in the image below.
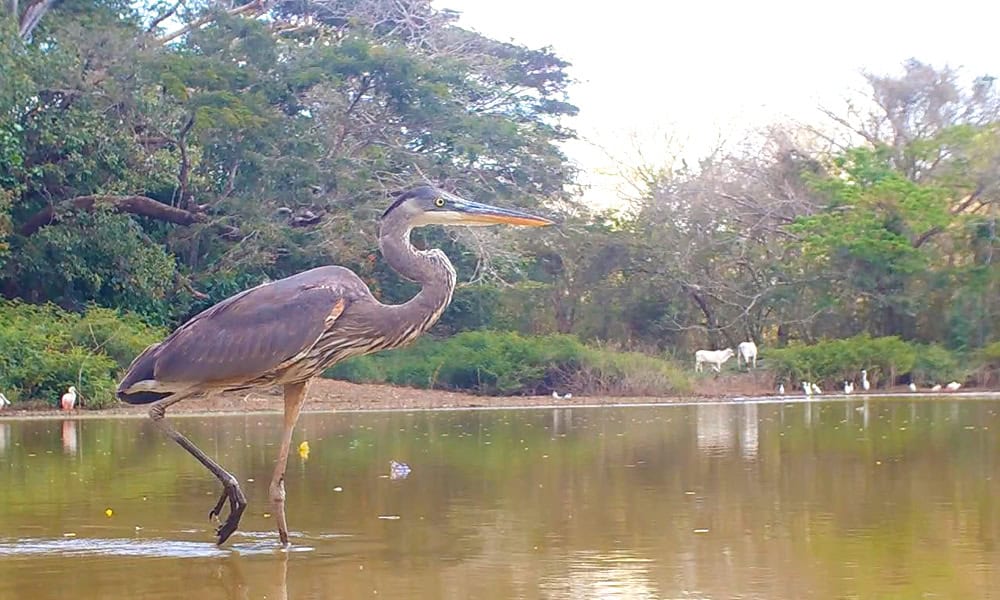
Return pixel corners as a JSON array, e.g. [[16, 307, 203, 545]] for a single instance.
[[552, 391, 572, 400], [844, 381, 854, 394], [778, 383, 785, 395], [931, 384, 942, 392], [0, 392, 9, 409], [811, 383, 822, 395], [908, 382, 917, 392], [860, 369, 870, 391], [802, 381, 812, 396], [945, 381, 962, 391], [60, 386, 77, 411]]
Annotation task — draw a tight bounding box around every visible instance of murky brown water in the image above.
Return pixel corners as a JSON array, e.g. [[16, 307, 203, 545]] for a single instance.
[[2, 399, 1000, 599]]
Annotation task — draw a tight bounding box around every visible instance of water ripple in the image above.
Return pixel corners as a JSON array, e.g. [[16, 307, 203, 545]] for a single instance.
[[0, 536, 313, 558]]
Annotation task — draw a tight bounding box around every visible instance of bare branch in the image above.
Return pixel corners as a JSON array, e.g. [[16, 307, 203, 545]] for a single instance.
[[155, 0, 267, 46], [147, 0, 184, 33], [18, 195, 207, 237]]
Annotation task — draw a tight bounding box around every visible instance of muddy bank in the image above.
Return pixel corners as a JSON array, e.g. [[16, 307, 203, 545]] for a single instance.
[[1, 377, 997, 419]]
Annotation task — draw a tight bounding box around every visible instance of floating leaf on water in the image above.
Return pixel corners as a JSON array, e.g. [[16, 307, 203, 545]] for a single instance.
[[333, 486, 343, 492], [105, 508, 113, 518]]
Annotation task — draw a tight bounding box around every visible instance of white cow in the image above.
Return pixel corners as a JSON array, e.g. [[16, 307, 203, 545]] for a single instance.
[[737, 341, 758, 369], [695, 348, 735, 373]]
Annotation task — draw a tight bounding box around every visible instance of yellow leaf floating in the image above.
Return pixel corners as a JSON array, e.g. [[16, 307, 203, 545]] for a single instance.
[[298, 441, 310, 460], [105, 508, 114, 518]]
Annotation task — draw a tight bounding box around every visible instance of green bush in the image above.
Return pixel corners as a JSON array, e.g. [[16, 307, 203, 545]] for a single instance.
[[324, 330, 691, 396], [766, 334, 921, 388], [910, 343, 965, 385], [976, 341, 1000, 386], [0, 300, 166, 408]]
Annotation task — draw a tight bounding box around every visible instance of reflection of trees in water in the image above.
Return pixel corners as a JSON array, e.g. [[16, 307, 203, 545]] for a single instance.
[[0, 423, 9, 454], [2, 401, 1000, 598]]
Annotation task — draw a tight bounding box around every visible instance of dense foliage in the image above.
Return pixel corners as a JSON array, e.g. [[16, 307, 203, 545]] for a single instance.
[[325, 330, 691, 396], [0, 299, 165, 406], [1, 3, 998, 403]]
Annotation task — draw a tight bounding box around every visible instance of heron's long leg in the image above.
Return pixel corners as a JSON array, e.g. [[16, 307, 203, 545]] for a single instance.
[[268, 380, 309, 547], [149, 392, 247, 545]]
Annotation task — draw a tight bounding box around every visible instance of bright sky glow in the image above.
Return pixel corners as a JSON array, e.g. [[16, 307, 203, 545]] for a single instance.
[[435, 0, 1000, 209]]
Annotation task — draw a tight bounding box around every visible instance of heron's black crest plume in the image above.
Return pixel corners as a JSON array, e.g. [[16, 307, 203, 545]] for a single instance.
[[381, 185, 438, 219]]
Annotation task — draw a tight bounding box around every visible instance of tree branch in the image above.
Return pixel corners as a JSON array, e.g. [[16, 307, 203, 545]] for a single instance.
[[154, 0, 266, 46], [146, 0, 184, 33], [18, 195, 206, 236]]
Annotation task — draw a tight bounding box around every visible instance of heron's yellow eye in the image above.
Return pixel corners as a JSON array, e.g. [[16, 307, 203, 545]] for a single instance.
[[434, 197, 445, 207]]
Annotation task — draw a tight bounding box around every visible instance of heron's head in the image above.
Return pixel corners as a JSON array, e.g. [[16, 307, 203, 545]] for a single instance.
[[68, 386, 77, 393], [382, 185, 554, 228]]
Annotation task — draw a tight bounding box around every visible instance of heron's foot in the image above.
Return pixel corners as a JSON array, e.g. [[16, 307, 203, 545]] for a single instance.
[[208, 490, 227, 523], [207, 479, 247, 546]]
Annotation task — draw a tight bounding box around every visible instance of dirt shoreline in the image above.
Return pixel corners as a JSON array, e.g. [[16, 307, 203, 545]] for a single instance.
[[2, 378, 999, 420]]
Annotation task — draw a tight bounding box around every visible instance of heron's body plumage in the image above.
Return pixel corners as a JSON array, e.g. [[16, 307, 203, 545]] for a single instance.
[[118, 258, 455, 402]]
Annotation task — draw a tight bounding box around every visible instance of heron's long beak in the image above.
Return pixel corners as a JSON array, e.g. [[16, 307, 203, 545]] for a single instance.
[[448, 193, 555, 227]]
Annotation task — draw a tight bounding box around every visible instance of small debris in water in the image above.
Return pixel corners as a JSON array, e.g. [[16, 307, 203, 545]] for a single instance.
[[694, 528, 710, 534], [389, 460, 411, 480], [333, 486, 343, 492], [684, 491, 696, 496], [263, 512, 272, 518], [378, 515, 401, 520], [63, 533, 76, 538], [105, 508, 114, 518], [247, 478, 255, 482], [298, 441, 310, 459]]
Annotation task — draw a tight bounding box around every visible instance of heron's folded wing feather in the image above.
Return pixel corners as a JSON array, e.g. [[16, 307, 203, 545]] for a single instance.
[[153, 282, 351, 384]]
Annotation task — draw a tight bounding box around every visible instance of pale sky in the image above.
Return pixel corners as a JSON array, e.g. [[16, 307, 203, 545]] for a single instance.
[[435, 0, 1000, 209]]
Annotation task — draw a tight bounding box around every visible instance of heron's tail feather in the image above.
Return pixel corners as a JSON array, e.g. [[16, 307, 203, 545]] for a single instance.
[[117, 343, 170, 405]]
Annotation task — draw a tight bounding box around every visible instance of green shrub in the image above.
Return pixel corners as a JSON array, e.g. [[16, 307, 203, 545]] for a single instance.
[[0, 300, 166, 408], [910, 344, 965, 385], [324, 330, 691, 396], [976, 341, 1000, 386], [766, 334, 921, 387]]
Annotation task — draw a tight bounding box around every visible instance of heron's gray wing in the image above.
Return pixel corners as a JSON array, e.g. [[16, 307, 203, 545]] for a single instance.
[[153, 279, 353, 384]]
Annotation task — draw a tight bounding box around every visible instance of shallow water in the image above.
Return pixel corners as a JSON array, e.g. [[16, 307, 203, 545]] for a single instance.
[[2, 398, 1000, 599]]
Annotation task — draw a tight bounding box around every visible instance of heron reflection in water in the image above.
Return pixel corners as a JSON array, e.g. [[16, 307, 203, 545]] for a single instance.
[[116, 186, 553, 546]]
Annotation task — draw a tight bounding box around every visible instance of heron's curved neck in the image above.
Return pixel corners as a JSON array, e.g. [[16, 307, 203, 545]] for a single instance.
[[378, 213, 456, 318]]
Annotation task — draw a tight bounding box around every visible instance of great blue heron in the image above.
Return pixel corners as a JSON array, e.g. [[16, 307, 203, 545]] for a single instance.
[[116, 185, 553, 546]]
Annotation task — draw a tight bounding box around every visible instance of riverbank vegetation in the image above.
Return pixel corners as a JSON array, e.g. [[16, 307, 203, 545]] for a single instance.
[[1, 1, 997, 406]]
